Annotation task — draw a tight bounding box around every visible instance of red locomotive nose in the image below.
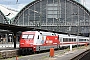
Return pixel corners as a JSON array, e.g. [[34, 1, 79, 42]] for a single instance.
[[20, 39, 34, 48]]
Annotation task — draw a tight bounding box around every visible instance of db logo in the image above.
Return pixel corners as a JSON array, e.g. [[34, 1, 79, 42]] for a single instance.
[[46, 40, 52, 44]]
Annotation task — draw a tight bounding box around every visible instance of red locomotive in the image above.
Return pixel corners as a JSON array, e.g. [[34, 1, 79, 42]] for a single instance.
[[19, 31, 60, 54]]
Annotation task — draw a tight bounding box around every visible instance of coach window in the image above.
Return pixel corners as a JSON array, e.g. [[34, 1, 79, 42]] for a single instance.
[[65, 38, 67, 42], [68, 38, 70, 42], [66, 38, 68, 42], [79, 39, 81, 41], [63, 38, 66, 42], [71, 38, 73, 42], [75, 39, 76, 42], [83, 39, 84, 41], [74, 39, 76, 42], [63, 38, 65, 42], [79, 39, 82, 41], [72, 38, 73, 42], [71, 38, 72, 42], [69, 38, 71, 42], [84, 39, 86, 41], [67, 38, 69, 42], [70, 38, 72, 42]]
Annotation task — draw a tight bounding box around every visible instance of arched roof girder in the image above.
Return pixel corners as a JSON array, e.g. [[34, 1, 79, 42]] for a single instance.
[[13, 0, 90, 24], [72, 0, 90, 15], [0, 10, 8, 24]]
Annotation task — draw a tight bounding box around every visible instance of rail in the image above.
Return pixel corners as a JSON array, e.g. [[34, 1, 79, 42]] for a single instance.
[[71, 49, 90, 60]]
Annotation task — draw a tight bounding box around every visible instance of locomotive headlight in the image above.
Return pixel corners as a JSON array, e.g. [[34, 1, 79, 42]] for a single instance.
[[34, 47, 36, 48]]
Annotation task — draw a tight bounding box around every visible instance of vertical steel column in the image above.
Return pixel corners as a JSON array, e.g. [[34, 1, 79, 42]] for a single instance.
[[39, 13, 42, 29], [76, 19, 79, 48], [65, 0, 66, 25], [39, 0, 42, 29], [56, 0, 60, 32], [13, 32, 17, 48], [5, 34, 8, 44]]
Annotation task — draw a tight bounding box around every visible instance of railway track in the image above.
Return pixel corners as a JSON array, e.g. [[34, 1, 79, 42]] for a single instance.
[[71, 49, 90, 60], [1, 45, 90, 60]]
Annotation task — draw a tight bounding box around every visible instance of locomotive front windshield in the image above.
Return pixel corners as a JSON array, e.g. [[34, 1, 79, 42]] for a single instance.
[[22, 34, 34, 39]]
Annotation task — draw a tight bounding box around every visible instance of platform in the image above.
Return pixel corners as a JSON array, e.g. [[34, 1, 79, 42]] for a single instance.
[[0, 48, 19, 59]]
